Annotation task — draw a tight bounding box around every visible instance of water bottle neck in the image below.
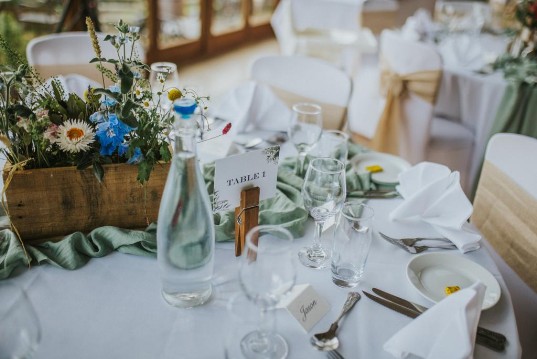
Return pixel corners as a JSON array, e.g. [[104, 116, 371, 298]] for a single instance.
[[174, 116, 197, 156]]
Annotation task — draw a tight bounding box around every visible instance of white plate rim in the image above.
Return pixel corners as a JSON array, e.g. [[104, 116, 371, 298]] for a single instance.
[[350, 152, 411, 185], [406, 252, 501, 310]]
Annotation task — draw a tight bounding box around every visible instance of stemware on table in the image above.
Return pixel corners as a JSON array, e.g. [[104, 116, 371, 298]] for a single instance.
[[299, 157, 347, 269], [308, 129, 349, 165], [288, 103, 323, 177], [0, 282, 41, 359], [149, 62, 181, 111], [238, 225, 296, 359]]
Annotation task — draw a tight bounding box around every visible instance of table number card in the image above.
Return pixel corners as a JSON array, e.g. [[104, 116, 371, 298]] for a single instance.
[[277, 284, 331, 332], [213, 146, 280, 212]]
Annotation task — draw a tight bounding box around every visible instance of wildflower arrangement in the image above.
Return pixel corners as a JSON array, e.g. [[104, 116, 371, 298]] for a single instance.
[[0, 19, 221, 184]]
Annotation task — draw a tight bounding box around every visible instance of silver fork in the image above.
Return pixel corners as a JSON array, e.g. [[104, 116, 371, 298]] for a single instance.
[[326, 350, 345, 359], [379, 232, 457, 254]]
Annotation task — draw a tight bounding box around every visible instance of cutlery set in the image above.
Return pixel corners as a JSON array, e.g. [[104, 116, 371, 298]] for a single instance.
[[309, 288, 507, 356], [379, 232, 458, 254]]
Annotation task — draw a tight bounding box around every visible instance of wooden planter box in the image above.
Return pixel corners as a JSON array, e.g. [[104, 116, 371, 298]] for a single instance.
[[3, 163, 170, 244]]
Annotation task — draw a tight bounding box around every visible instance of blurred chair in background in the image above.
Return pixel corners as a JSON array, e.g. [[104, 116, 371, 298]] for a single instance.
[[471, 133, 537, 359], [348, 29, 474, 191], [250, 55, 352, 130], [271, 0, 377, 76], [26, 31, 145, 86]]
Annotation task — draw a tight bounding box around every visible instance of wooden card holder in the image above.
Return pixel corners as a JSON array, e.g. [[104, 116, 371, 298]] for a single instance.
[[234, 186, 260, 257]]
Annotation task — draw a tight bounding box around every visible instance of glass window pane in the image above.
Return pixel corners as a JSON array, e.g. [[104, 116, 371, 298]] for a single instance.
[[211, 0, 244, 36], [158, 0, 201, 48], [249, 0, 273, 26]]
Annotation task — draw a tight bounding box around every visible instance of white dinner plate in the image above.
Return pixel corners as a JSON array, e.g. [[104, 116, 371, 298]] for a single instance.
[[350, 152, 411, 185], [407, 253, 501, 310]]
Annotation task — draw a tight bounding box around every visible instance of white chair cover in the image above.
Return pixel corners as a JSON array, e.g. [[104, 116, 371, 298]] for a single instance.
[[26, 32, 145, 85], [348, 30, 474, 191], [250, 55, 352, 130]]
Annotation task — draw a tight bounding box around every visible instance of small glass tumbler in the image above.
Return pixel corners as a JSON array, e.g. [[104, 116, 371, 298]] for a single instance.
[[331, 202, 374, 287]]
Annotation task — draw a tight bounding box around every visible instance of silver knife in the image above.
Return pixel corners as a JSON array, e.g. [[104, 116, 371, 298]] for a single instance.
[[363, 290, 506, 352]]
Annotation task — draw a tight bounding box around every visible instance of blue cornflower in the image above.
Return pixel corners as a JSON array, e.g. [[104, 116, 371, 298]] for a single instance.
[[89, 111, 105, 123], [95, 113, 133, 156]]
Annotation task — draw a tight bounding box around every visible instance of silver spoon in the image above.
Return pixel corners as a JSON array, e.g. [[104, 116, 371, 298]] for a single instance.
[[310, 292, 361, 351]]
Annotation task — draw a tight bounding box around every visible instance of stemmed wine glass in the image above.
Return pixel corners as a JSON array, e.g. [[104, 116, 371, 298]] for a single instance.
[[238, 225, 296, 359], [0, 282, 41, 359], [149, 62, 181, 111], [288, 103, 323, 177], [299, 157, 346, 269]]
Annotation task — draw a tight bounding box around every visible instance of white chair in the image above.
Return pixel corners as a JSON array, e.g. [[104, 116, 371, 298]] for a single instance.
[[26, 32, 145, 85], [270, 0, 377, 76], [250, 55, 353, 130], [471, 133, 537, 359], [348, 29, 474, 191]]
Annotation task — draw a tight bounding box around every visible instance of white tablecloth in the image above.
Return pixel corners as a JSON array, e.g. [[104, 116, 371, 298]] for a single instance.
[[8, 199, 521, 359], [290, 0, 363, 31], [435, 33, 510, 191]]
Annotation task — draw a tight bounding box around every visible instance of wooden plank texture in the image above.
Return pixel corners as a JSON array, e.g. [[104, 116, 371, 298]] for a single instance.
[[3, 163, 170, 243]]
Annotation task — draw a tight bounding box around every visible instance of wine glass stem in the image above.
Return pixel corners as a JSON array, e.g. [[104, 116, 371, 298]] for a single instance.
[[311, 220, 325, 255], [296, 153, 306, 176]]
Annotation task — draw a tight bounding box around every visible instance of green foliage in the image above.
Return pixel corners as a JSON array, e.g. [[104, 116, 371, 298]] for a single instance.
[[0, 13, 24, 67]]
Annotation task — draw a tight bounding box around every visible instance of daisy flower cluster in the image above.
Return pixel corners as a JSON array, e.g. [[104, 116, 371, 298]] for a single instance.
[[0, 19, 219, 185]]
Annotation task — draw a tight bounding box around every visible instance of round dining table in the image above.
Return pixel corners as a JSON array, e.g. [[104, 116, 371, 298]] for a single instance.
[[6, 189, 521, 358]]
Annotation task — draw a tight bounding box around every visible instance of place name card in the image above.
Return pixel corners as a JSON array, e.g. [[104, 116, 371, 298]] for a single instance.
[[213, 146, 280, 212], [277, 284, 330, 332]]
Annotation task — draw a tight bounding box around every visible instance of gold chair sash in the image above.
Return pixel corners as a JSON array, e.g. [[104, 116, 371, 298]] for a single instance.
[[370, 65, 441, 155], [471, 161, 537, 293], [269, 85, 347, 131]]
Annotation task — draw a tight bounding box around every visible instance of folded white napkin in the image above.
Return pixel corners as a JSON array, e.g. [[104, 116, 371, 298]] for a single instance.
[[401, 9, 435, 41], [212, 81, 291, 134], [384, 282, 486, 359], [390, 162, 481, 252]]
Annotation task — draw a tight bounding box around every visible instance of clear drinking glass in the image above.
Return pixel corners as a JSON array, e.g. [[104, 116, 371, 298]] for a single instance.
[[308, 130, 349, 165], [300, 158, 346, 269], [0, 282, 41, 359], [288, 103, 323, 177], [149, 62, 181, 111], [238, 225, 296, 359], [331, 202, 374, 287]]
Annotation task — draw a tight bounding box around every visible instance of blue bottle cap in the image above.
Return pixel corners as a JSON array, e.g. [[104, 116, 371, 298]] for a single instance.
[[173, 98, 197, 118]]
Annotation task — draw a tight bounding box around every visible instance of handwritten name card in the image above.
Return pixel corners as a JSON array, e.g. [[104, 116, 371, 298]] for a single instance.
[[277, 284, 330, 332]]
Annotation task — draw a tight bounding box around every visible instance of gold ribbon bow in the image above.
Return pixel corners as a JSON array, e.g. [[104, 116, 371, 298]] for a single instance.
[[370, 65, 442, 155]]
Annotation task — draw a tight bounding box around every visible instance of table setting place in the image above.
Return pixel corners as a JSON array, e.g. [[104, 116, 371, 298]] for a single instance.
[[0, 20, 520, 359]]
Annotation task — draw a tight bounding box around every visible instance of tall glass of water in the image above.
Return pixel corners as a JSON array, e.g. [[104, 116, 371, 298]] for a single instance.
[[288, 103, 323, 176], [300, 158, 346, 269], [332, 202, 374, 287]]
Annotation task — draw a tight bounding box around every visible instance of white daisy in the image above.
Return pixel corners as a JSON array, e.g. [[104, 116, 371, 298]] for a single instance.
[[55, 119, 95, 153], [142, 99, 154, 110], [157, 73, 166, 84], [134, 85, 144, 100]]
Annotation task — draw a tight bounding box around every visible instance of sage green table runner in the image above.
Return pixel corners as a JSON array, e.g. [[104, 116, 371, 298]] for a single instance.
[[0, 143, 390, 279]]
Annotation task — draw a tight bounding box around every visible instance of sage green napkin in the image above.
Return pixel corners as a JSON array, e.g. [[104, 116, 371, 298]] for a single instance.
[[0, 141, 392, 279]]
